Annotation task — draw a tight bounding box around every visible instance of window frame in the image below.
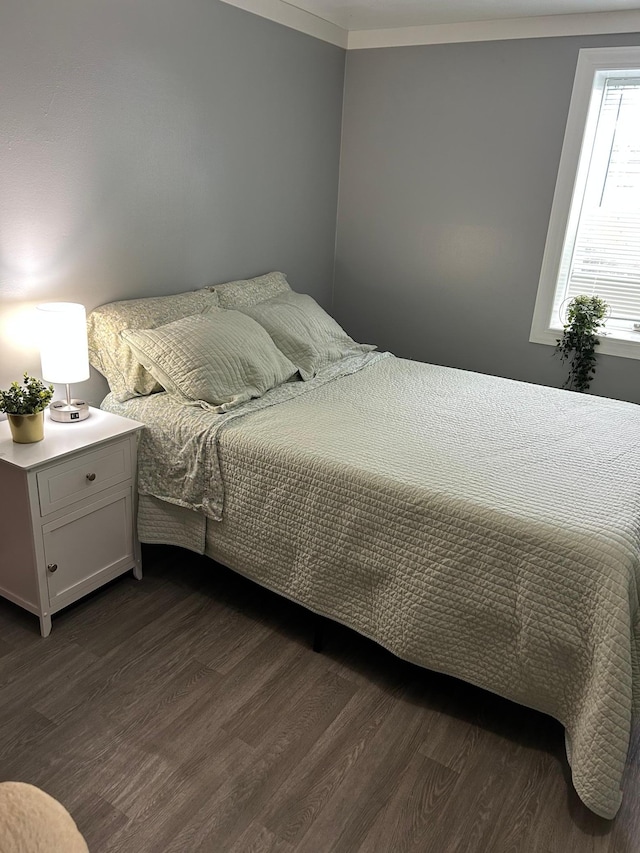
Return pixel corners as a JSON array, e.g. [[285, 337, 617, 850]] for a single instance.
[[530, 46, 640, 361]]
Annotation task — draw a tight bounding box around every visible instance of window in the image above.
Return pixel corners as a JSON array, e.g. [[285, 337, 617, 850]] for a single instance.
[[530, 47, 640, 360]]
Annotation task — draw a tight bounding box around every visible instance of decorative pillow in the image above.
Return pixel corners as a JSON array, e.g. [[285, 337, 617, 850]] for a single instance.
[[87, 290, 220, 402], [208, 271, 292, 310], [239, 291, 375, 380], [121, 308, 298, 412]]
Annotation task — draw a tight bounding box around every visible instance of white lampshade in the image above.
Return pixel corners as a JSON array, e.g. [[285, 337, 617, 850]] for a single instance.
[[37, 302, 90, 384]]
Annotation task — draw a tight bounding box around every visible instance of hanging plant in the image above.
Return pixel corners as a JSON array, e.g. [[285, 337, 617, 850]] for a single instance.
[[555, 295, 609, 393]]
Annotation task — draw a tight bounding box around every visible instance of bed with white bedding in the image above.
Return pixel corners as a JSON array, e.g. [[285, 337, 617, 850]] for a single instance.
[[90, 273, 640, 819]]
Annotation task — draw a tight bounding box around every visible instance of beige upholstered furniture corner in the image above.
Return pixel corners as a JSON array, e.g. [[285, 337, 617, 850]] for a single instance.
[[0, 782, 88, 852]]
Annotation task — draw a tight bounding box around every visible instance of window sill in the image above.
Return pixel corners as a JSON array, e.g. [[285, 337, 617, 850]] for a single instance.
[[530, 327, 640, 360]]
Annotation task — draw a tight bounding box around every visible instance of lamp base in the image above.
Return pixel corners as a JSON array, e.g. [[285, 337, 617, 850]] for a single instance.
[[49, 399, 90, 423]]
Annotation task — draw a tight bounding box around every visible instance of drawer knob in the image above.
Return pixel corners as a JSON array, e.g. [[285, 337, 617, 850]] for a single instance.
[[47, 564, 58, 573], [86, 473, 96, 482]]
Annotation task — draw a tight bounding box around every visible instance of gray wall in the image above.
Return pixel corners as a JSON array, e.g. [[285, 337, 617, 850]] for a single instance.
[[0, 0, 345, 405], [335, 33, 640, 404], [3, 5, 638, 407]]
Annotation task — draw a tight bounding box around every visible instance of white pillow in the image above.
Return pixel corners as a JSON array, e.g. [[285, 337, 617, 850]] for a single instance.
[[121, 308, 298, 412], [208, 271, 292, 310], [87, 289, 220, 401], [240, 291, 375, 380]]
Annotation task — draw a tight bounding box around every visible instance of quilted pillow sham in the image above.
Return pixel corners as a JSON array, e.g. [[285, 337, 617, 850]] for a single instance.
[[208, 271, 291, 310], [239, 291, 375, 380], [121, 308, 298, 412], [87, 289, 220, 402]]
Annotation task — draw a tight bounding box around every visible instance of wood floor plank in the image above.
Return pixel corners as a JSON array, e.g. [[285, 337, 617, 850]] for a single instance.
[[163, 669, 357, 852], [423, 728, 530, 853], [0, 640, 99, 716], [293, 683, 434, 853], [0, 596, 48, 646], [69, 794, 129, 851], [529, 766, 608, 853], [610, 724, 640, 853], [32, 593, 219, 723], [47, 571, 179, 656], [355, 752, 460, 853], [227, 822, 295, 853], [419, 709, 485, 774], [100, 731, 255, 852], [222, 642, 336, 747], [0, 703, 166, 813], [0, 636, 16, 662], [141, 636, 310, 763], [0, 707, 57, 761], [475, 744, 553, 853], [261, 680, 405, 845]]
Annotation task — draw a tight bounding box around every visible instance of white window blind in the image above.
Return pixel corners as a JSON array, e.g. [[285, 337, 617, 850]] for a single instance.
[[556, 75, 640, 328]]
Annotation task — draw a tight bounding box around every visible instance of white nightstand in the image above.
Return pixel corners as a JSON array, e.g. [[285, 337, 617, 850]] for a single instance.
[[0, 407, 144, 637]]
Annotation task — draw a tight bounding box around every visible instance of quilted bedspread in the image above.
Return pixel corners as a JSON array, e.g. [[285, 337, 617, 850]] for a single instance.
[[104, 355, 640, 818]]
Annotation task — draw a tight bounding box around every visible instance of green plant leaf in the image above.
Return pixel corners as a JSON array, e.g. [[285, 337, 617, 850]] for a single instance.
[[554, 295, 608, 393], [0, 373, 54, 415]]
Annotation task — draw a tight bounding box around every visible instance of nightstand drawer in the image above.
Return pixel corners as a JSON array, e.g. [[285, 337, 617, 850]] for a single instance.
[[37, 438, 132, 517]]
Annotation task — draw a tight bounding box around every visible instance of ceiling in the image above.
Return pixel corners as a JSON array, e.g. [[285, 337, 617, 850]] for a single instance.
[[220, 0, 640, 47], [284, 0, 640, 31]]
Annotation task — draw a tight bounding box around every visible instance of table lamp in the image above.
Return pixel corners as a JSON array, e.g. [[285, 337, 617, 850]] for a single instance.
[[37, 302, 90, 422]]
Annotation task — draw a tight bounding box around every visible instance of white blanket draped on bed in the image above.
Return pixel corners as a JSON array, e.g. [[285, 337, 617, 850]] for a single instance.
[[103, 354, 640, 818]]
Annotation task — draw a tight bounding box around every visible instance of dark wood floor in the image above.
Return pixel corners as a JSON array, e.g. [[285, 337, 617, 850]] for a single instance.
[[1, 546, 639, 852]]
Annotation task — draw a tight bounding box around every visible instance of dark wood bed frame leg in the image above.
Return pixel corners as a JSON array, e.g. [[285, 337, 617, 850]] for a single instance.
[[313, 615, 326, 653]]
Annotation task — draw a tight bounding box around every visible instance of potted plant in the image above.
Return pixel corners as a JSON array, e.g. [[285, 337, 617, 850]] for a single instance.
[[555, 295, 609, 393], [0, 373, 54, 443]]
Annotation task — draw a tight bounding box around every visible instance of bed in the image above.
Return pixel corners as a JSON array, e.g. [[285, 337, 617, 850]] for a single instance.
[[89, 272, 640, 820]]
